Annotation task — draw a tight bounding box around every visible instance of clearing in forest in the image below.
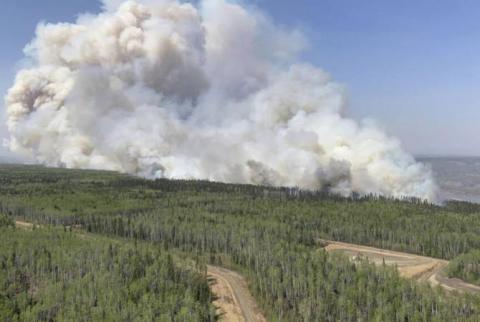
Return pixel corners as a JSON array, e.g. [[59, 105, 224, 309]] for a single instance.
[[15, 220, 35, 229], [322, 240, 480, 294]]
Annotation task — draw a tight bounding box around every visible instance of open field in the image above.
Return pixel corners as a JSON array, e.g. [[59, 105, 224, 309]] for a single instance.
[[323, 240, 480, 294]]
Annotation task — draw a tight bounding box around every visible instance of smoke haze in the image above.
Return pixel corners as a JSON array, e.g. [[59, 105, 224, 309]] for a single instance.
[[4, 0, 437, 200]]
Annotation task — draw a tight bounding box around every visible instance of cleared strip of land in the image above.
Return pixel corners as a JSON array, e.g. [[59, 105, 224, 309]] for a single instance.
[[322, 240, 480, 294], [208, 266, 266, 322]]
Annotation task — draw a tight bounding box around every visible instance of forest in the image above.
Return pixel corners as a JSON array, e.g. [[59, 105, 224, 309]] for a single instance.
[[448, 250, 480, 286], [0, 214, 215, 322], [1, 164, 480, 321]]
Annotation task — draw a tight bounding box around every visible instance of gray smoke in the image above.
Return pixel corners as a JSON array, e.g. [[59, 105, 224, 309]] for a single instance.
[[4, 0, 437, 200]]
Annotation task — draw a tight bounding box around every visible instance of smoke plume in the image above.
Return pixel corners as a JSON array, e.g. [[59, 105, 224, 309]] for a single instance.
[[4, 0, 437, 200]]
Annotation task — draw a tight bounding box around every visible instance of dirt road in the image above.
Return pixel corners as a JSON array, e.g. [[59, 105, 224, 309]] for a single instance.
[[322, 240, 480, 294], [207, 265, 266, 322]]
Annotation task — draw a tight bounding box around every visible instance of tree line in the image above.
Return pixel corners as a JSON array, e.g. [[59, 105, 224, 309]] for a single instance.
[[2, 165, 480, 320]]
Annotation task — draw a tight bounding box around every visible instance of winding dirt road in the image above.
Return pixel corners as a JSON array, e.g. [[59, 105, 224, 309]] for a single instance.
[[207, 265, 266, 322], [323, 240, 480, 294]]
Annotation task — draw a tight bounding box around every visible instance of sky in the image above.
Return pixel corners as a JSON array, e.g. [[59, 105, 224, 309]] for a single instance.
[[0, 0, 479, 157]]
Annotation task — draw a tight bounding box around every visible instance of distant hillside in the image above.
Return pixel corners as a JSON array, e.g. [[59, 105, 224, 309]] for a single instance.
[[419, 156, 480, 203], [3, 156, 480, 204]]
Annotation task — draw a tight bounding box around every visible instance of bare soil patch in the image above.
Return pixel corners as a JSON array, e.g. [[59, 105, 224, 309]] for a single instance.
[[15, 220, 36, 229]]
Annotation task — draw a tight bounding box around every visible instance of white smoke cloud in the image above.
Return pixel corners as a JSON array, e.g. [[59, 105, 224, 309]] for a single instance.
[[4, 0, 437, 200]]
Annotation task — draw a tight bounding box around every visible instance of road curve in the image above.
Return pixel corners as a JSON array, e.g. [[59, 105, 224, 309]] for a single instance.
[[322, 239, 480, 294], [207, 265, 266, 322]]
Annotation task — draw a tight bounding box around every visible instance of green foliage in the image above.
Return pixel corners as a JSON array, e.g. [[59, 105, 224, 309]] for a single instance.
[[1, 165, 480, 320], [448, 250, 480, 286], [0, 214, 14, 228], [81, 204, 480, 321], [2, 165, 480, 260], [0, 165, 159, 220], [0, 228, 215, 322]]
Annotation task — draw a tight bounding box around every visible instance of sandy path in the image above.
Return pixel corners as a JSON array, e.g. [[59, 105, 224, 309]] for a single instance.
[[208, 265, 266, 322], [322, 240, 480, 294], [15, 220, 35, 229]]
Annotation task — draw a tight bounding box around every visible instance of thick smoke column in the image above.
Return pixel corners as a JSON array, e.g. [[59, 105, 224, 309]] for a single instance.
[[4, 0, 437, 200]]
